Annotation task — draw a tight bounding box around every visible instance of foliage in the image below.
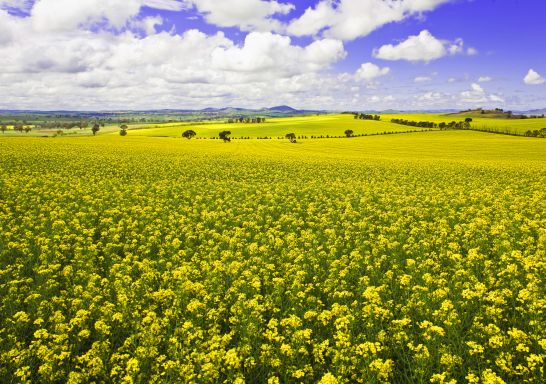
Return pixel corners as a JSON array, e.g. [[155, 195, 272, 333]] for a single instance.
[[353, 113, 381, 121], [391, 118, 438, 129], [219, 130, 231, 142], [182, 130, 197, 139], [524, 128, 546, 138], [285, 133, 297, 143]]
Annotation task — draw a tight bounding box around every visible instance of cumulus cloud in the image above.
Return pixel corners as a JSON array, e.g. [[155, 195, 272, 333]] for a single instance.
[[287, 0, 451, 41], [0, 3, 352, 110], [373, 30, 464, 62], [354, 62, 390, 82], [211, 32, 345, 75], [478, 76, 492, 82], [185, 0, 295, 32], [28, 0, 186, 32], [418, 91, 447, 102], [524, 69, 545, 85], [460, 83, 504, 103]]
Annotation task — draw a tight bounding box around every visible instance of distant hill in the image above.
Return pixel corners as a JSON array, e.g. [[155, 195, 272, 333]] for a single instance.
[[445, 108, 524, 119], [521, 108, 546, 115], [268, 105, 298, 112]]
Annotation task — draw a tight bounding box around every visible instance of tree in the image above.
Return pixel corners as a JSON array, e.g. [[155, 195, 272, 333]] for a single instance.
[[0, 125, 6, 134], [92, 123, 100, 136], [182, 129, 197, 139], [119, 124, 128, 136], [344, 129, 354, 137], [219, 130, 231, 142], [285, 133, 297, 143], [465, 118, 473, 123]]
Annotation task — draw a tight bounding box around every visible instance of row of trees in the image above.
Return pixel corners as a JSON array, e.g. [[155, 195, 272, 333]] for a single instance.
[[524, 128, 546, 138], [36, 121, 91, 129], [391, 118, 473, 129], [227, 117, 266, 124], [180, 128, 436, 142], [1, 124, 32, 133], [354, 113, 381, 120], [439, 119, 472, 130]]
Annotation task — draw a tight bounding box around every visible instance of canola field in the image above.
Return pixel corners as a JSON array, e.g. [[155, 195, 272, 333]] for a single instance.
[[5, 113, 545, 138], [1, 132, 545, 383], [126, 113, 546, 139], [128, 114, 429, 139]]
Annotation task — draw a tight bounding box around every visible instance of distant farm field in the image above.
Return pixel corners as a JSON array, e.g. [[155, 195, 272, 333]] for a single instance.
[[3, 113, 545, 138], [124, 113, 546, 138], [126, 114, 431, 138], [1, 128, 545, 383]]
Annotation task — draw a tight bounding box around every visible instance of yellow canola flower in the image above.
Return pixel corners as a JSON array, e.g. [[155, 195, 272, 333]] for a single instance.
[[318, 372, 339, 384]]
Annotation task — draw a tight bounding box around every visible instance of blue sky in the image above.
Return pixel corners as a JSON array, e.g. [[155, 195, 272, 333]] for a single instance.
[[0, 0, 545, 111]]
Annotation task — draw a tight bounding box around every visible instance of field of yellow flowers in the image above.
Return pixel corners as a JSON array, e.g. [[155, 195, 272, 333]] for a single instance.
[[1, 133, 545, 383]]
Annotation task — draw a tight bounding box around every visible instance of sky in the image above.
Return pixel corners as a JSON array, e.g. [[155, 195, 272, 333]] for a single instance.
[[0, 0, 545, 111]]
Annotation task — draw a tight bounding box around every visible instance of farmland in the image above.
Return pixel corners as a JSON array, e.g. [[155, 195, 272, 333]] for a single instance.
[[1, 127, 545, 383], [2, 112, 546, 138], [127, 115, 431, 138]]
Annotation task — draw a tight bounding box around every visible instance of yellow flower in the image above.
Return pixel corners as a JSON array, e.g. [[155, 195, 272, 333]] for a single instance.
[[318, 372, 339, 384]]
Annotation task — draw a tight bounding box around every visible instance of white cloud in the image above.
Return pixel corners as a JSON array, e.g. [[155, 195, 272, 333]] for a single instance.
[[211, 32, 345, 75], [0, 9, 21, 44], [287, 0, 451, 41], [489, 94, 504, 103], [373, 30, 464, 62], [354, 62, 390, 83], [0, 4, 352, 110], [524, 69, 545, 85], [478, 76, 492, 82], [467, 47, 478, 56], [185, 0, 294, 32], [29, 0, 186, 32], [418, 91, 446, 102], [460, 83, 504, 103], [414, 76, 432, 83]]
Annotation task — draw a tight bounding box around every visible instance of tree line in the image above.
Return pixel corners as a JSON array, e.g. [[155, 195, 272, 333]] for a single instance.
[[227, 117, 266, 124], [524, 128, 546, 138], [181, 129, 435, 142], [354, 113, 381, 121], [391, 118, 473, 129]]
